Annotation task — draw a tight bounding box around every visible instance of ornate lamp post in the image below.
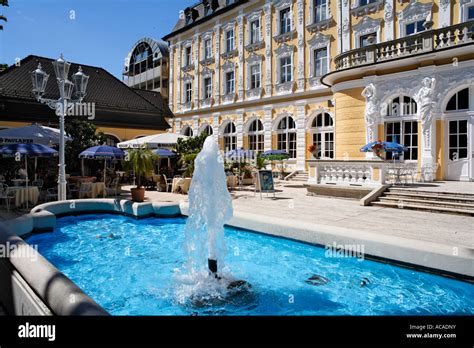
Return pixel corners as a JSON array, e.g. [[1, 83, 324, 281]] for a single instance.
[[31, 54, 89, 201]]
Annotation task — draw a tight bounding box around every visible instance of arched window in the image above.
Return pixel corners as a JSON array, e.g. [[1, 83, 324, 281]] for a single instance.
[[310, 112, 334, 159], [103, 134, 120, 147], [201, 124, 213, 136], [276, 115, 297, 158], [384, 95, 418, 161], [446, 88, 469, 111], [129, 42, 153, 76], [247, 119, 264, 152], [223, 122, 237, 151], [181, 125, 193, 137]]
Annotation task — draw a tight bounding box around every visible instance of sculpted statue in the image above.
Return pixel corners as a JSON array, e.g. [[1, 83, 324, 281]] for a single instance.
[[361, 83, 378, 142], [414, 77, 436, 135]]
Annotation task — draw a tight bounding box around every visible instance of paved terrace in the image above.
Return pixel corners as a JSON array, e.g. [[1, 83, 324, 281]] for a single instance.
[[0, 181, 472, 249]]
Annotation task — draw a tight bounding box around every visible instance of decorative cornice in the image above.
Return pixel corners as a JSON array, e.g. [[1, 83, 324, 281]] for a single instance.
[[306, 17, 333, 33], [221, 50, 238, 60], [245, 41, 265, 52], [351, 0, 384, 17], [273, 30, 297, 43], [397, 0, 433, 23], [308, 32, 332, 49], [275, 43, 296, 57]]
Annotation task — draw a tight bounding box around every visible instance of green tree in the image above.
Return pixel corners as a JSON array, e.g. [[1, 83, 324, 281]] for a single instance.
[[1, 0, 8, 31], [123, 148, 156, 187], [65, 120, 106, 173], [174, 133, 207, 177]]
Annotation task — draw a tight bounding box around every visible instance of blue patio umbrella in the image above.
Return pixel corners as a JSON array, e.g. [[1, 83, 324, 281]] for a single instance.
[[79, 146, 125, 183], [225, 149, 255, 161], [153, 148, 176, 158], [0, 143, 58, 208], [360, 141, 407, 153]]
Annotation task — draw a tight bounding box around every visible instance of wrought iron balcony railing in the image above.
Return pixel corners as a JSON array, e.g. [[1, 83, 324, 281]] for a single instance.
[[335, 21, 474, 71]]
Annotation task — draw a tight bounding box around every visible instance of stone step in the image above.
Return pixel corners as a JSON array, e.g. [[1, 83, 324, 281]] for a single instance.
[[371, 201, 474, 216], [388, 187, 474, 199], [385, 191, 474, 203], [379, 196, 474, 210]]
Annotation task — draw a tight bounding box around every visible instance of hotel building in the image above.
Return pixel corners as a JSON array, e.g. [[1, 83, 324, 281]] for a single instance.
[[162, 0, 474, 182]]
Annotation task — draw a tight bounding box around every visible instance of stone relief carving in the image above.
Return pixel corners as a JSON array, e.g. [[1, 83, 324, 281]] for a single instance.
[[361, 83, 378, 143], [414, 77, 436, 148]]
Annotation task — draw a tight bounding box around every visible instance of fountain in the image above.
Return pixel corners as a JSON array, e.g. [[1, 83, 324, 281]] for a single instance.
[[176, 137, 251, 307]]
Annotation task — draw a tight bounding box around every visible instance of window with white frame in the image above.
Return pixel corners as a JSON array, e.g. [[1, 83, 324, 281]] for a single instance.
[[185, 82, 192, 103], [247, 119, 264, 152], [276, 115, 297, 158], [250, 64, 261, 89], [280, 57, 292, 83], [313, 48, 328, 77], [359, 0, 377, 6], [359, 33, 376, 47], [385, 121, 418, 161], [185, 46, 192, 66], [314, 0, 328, 23], [405, 20, 425, 35], [250, 19, 261, 44], [204, 77, 212, 99], [448, 120, 468, 160], [223, 122, 237, 151], [182, 126, 193, 137], [385, 96, 418, 116], [469, 6, 474, 20], [446, 88, 469, 111], [202, 124, 213, 136], [225, 71, 235, 94], [226, 29, 234, 52], [353, 16, 381, 48], [204, 38, 212, 59], [311, 113, 334, 159], [280, 8, 292, 34]]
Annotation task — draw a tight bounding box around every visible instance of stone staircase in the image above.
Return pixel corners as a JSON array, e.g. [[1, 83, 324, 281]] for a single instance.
[[285, 171, 308, 184], [372, 187, 474, 216]]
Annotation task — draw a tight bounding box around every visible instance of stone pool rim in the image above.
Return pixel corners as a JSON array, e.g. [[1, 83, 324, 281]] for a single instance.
[[0, 198, 473, 315]]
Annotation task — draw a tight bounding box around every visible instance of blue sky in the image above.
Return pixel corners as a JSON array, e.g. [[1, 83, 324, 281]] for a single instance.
[[0, 0, 191, 78]]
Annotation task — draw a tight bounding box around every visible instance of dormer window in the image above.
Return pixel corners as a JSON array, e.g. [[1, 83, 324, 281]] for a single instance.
[[204, 3, 212, 16], [184, 7, 199, 25]]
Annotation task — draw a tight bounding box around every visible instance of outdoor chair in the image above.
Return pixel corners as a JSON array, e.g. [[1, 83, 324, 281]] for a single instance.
[[79, 183, 93, 199], [67, 183, 79, 199], [45, 188, 58, 202], [0, 184, 16, 212], [163, 174, 173, 192], [106, 178, 121, 198]]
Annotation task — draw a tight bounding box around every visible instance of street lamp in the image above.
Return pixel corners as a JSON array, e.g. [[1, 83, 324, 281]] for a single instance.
[[31, 54, 89, 201]]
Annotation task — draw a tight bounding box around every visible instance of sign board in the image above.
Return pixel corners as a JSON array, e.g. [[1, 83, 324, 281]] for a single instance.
[[255, 170, 275, 199]]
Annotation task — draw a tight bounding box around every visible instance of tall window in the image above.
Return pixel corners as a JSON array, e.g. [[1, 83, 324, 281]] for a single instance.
[[280, 8, 291, 34], [182, 126, 193, 137], [104, 135, 120, 147], [311, 113, 334, 159], [359, 33, 376, 47], [204, 77, 212, 99], [226, 71, 235, 94], [314, 0, 328, 23], [406, 20, 425, 35], [446, 88, 469, 111], [280, 57, 292, 83], [202, 124, 213, 136], [314, 48, 328, 77], [223, 122, 237, 151], [385, 121, 418, 160], [359, 0, 377, 5], [469, 6, 474, 20], [185, 46, 192, 66], [248, 119, 264, 152], [204, 39, 212, 59], [276, 116, 297, 158], [226, 29, 234, 52], [250, 19, 260, 44], [250, 64, 261, 89], [449, 120, 468, 160], [185, 82, 192, 103]]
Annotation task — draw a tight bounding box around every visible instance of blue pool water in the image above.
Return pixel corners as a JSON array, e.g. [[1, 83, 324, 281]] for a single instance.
[[26, 214, 474, 316]]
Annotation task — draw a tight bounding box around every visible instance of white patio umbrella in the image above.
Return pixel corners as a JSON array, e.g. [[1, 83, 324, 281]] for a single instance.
[[117, 133, 187, 149], [0, 123, 72, 145]]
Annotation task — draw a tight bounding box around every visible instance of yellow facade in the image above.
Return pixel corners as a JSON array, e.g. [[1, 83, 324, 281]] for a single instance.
[[164, 0, 473, 180]]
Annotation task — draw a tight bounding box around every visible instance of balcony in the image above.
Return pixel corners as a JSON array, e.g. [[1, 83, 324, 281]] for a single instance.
[[334, 21, 474, 72]]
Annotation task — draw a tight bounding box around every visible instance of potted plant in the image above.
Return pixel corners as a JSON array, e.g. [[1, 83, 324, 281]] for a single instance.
[[371, 142, 384, 159], [124, 148, 156, 202]]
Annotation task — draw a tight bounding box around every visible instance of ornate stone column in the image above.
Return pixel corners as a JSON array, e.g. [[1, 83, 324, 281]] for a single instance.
[[296, 102, 307, 170], [192, 115, 199, 136], [236, 109, 244, 149], [296, 0, 305, 92], [263, 106, 273, 151], [237, 14, 245, 102], [384, 0, 394, 41], [176, 42, 182, 113], [214, 25, 221, 106], [193, 34, 200, 109], [361, 83, 378, 159], [212, 113, 220, 142], [168, 44, 175, 111], [439, 0, 451, 27], [174, 118, 181, 135], [337, 0, 350, 52], [264, 2, 273, 96]]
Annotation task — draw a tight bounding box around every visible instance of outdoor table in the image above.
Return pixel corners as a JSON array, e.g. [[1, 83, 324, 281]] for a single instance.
[[11, 179, 28, 186], [171, 177, 191, 194], [9, 186, 39, 207], [389, 165, 406, 186], [79, 182, 106, 198], [69, 176, 96, 184]]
